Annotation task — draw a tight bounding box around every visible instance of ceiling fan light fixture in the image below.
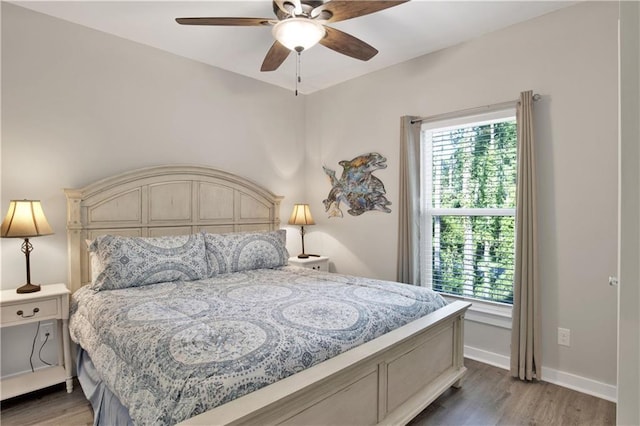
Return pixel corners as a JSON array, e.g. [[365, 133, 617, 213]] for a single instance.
[[272, 18, 325, 52]]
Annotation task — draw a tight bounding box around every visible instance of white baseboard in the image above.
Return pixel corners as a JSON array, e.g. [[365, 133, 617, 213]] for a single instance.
[[464, 345, 617, 403], [540, 365, 617, 403]]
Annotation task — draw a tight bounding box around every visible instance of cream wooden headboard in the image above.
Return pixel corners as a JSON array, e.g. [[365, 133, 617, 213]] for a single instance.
[[64, 165, 283, 293]]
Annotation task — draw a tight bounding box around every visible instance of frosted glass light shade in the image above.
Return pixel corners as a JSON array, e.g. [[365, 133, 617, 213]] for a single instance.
[[288, 204, 315, 226], [1, 200, 54, 238], [272, 18, 326, 51]]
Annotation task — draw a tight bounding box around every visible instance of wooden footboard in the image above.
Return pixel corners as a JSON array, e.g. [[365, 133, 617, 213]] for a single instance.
[[180, 300, 470, 426]]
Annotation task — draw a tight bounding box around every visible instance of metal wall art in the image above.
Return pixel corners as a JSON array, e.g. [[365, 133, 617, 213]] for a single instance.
[[323, 152, 392, 218]]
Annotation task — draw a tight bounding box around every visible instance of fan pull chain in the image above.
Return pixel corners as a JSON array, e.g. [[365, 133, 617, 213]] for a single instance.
[[295, 50, 302, 96]]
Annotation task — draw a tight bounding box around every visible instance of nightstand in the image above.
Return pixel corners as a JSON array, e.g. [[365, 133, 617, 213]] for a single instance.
[[0, 283, 73, 400], [288, 256, 329, 272]]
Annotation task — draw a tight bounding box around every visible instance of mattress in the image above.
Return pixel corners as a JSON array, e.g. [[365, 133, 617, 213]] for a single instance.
[[69, 266, 447, 425]]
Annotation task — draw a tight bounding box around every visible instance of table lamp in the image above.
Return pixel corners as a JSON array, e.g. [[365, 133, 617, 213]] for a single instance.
[[1, 200, 54, 293], [288, 204, 316, 259]]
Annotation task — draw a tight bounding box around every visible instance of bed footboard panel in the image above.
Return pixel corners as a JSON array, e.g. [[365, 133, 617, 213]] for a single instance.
[[280, 369, 379, 425], [384, 320, 457, 416]]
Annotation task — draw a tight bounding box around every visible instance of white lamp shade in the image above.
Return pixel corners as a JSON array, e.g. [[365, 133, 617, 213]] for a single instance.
[[272, 18, 326, 51], [1, 200, 54, 238], [288, 204, 315, 226]]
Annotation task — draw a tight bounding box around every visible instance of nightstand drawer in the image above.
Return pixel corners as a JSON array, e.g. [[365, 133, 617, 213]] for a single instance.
[[1, 298, 59, 325], [288, 256, 330, 272], [305, 260, 328, 271]]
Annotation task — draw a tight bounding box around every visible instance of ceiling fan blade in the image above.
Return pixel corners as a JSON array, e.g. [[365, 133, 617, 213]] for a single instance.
[[261, 41, 291, 71], [312, 1, 408, 23], [320, 26, 378, 61], [176, 17, 272, 26]]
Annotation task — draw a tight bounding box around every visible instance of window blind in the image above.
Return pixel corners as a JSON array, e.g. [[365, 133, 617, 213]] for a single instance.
[[423, 113, 517, 304]]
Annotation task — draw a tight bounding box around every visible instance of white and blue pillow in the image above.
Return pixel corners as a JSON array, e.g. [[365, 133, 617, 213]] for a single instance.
[[88, 230, 289, 290], [89, 233, 209, 291], [204, 229, 289, 275]]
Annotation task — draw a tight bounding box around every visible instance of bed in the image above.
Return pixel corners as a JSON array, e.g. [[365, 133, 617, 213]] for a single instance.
[[65, 165, 470, 426]]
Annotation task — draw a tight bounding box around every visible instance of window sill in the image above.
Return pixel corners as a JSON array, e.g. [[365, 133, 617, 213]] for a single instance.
[[442, 295, 513, 329]]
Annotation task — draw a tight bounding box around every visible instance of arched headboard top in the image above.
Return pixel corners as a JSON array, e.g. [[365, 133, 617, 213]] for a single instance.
[[64, 165, 283, 292]]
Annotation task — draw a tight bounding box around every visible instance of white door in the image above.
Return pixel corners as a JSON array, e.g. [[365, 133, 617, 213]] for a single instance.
[[617, 2, 640, 425]]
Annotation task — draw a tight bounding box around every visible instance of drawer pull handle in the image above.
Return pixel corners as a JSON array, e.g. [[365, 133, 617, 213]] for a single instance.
[[17, 307, 40, 318]]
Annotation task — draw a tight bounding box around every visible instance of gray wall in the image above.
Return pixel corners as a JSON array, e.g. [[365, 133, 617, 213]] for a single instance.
[[1, 2, 306, 375], [1, 1, 620, 397], [305, 1, 619, 390]]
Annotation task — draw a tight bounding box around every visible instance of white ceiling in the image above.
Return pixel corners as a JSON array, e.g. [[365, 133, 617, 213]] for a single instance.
[[12, 1, 576, 94]]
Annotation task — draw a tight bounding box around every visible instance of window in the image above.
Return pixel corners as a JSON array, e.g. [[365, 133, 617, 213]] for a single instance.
[[421, 109, 517, 305]]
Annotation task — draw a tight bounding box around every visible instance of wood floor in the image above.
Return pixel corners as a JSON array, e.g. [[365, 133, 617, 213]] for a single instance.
[[0, 359, 615, 426], [0, 378, 93, 426], [410, 359, 615, 426]]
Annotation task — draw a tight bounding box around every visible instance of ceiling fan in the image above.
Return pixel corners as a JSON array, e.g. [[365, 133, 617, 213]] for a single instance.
[[176, 1, 408, 72]]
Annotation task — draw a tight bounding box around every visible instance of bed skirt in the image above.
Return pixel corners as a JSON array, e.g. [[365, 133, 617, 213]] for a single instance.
[[77, 346, 133, 426]]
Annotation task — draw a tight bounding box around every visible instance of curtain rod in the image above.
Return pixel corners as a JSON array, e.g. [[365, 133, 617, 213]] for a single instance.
[[410, 93, 541, 125]]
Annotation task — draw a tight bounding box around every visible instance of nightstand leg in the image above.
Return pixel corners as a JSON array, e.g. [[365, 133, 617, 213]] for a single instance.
[[62, 318, 73, 393]]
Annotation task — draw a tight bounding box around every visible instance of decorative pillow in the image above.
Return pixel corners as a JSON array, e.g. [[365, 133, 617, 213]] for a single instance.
[[89, 234, 209, 290], [204, 230, 289, 275]]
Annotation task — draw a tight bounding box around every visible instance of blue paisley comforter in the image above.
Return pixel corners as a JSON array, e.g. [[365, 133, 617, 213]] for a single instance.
[[69, 266, 447, 425]]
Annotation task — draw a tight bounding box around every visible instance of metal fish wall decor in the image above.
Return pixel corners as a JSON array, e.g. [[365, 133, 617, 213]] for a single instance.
[[322, 152, 392, 218]]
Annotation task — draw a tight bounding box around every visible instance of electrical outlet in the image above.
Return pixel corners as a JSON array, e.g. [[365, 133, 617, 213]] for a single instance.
[[40, 322, 54, 343], [558, 327, 571, 347]]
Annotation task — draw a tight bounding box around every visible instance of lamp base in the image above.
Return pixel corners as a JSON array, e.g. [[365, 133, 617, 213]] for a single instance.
[[16, 283, 41, 294], [297, 253, 310, 259]]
